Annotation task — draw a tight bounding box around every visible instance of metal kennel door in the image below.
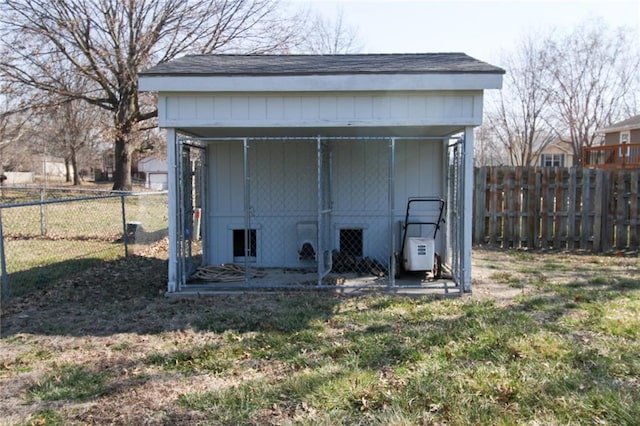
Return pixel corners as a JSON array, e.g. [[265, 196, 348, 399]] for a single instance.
[[317, 137, 333, 284], [448, 138, 464, 289], [176, 139, 204, 289]]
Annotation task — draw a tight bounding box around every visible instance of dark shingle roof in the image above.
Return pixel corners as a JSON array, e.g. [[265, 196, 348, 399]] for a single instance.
[[140, 53, 505, 76], [609, 114, 640, 129]]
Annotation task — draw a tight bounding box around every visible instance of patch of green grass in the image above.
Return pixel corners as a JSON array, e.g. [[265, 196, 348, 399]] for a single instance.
[[174, 285, 640, 424], [112, 341, 132, 351], [1, 349, 52, 375], [507, 251, 536, 262], [20, 409, 64, 426], [489, 271, 524, 288], [540, 261, 570, 271], [146, 343, 233, 375], [26, 364, 108, 402]]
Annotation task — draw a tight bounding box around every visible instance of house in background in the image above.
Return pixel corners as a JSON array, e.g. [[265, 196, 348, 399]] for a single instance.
[[138, 53, 504, 294], [585, 115, 640, 169], [136, 155, 168, 190], [534, 139, 575, 167]]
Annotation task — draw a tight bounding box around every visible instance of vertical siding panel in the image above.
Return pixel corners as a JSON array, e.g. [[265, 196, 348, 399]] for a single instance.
[[266, 97, 285, 121], [179, 96, 196, 119], [283, 97, 302, 120], [231, 96, 249, 120], [389, 95, 409, 119], [248, 97, 267, 121], [195, 97, 214, 120], [354, 96, 373, 119], [213, 96, 232, 120], [300, 97, 320, 120], [407, 95, 427, 119], [317, 97, 337, 121], [336, 97, 355, 119], [372, 96, 389, 119]]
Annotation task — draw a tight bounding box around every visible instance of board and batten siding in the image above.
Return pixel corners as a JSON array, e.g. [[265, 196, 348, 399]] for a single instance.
[[159, 92, 483, 128]]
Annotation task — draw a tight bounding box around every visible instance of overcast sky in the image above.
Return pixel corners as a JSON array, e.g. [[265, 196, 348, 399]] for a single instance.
[[294, 0, 640, 65]]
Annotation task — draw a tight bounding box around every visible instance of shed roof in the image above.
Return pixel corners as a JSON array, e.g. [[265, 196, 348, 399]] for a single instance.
[[140, 53, 505, 77]]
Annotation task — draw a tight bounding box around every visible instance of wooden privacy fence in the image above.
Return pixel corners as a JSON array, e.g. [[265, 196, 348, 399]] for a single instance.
[[473, 167, 640, 252]]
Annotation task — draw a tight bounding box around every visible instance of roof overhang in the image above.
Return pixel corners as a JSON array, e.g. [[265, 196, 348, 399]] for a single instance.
[[139, 72, 503, 93]]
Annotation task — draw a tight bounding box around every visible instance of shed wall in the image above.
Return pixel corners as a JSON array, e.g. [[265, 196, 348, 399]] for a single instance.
[[204, 139, 445, 268], [160, 92, 483, 128]]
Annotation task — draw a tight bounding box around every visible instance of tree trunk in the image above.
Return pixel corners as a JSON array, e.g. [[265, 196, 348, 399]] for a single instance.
[[71, 147, 80, 186], [112, 137, 132, 191], [64, 157, 71, 182]]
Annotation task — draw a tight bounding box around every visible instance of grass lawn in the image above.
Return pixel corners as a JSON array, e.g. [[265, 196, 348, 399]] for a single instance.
[[1, 193, 168, 297], [0, 247, 638, 425]]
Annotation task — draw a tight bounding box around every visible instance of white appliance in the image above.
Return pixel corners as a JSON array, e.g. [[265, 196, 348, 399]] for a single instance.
[[403, 237, 434, 271]]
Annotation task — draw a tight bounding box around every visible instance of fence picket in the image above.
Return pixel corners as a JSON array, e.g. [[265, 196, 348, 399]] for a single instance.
[[615, 171, 628, 250], [631, 171, 639, 249], [473, 167, 487, 244], [580, 168, 591, 250]]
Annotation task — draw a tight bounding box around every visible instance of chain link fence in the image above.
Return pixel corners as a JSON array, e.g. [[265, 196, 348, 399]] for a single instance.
[[0, 187, 168, 298]]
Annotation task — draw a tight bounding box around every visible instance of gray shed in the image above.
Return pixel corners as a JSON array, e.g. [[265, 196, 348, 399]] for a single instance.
[[138, 53, 504, 294]]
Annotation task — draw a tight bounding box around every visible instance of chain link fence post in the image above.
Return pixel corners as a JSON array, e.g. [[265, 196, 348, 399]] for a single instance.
[[39, 187, 46, 235], [0, 210, 9, 299], [120, 193, 129, 257]]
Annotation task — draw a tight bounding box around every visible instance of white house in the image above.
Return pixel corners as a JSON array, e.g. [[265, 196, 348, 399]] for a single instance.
[[138, 53, 504, 294], [137, 155, 168, 190]]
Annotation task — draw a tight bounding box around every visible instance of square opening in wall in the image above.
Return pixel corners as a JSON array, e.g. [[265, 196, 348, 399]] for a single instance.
[[340, 228, 363, 258], [233, 229, 257, 259]]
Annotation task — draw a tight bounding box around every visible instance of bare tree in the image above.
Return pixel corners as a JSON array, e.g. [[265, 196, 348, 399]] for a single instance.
[[0, 84, 33, 175], [483, 35, 556, 167], [474, 124, 507, 167], [544, 19, 640, 164], [43, 99, 104, 185], [302, 7, 362, 54], [0, 0, 308, 190]]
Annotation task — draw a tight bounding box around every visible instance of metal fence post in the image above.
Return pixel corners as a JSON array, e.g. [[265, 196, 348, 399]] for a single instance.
[[0, 210, 9, 299], [39, 187, 46, 235], [120, 193, 129, 257]]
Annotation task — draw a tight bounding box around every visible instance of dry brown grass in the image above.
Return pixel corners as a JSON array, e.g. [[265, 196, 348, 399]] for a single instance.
[[1, 244, 638, 425]]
